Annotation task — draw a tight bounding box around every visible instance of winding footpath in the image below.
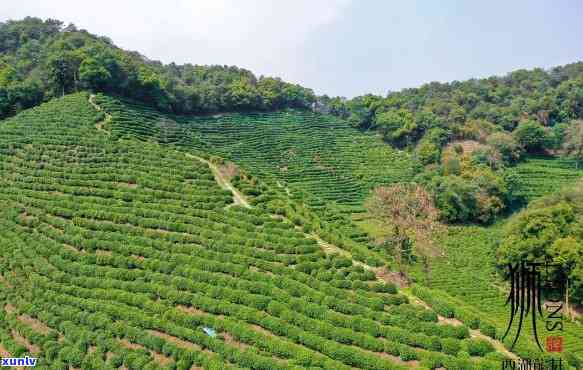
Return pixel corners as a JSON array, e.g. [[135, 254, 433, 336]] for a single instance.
[[88, 94, 111, 134], [184, 153, 251, 209]]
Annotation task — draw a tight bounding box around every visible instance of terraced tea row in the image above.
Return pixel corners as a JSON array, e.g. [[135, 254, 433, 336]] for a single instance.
[[0, 94, 507, 369], [93, 95, 417, 207], [506, 156, 583, 201], [412, 226, 583, 364]]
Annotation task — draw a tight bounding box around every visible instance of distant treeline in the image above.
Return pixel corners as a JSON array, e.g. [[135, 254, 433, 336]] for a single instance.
[[318, 62, 583, 153]]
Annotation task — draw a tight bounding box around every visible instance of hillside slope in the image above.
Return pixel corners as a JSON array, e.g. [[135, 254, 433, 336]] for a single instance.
[[0, 94, 516, 369], [92, 94, 417, 207], [91, 94, 421, 253]]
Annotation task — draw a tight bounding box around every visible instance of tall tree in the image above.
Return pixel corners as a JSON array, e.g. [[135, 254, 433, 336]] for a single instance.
[[366, 183, 443, 277], [46, 50, 80, 96], [563, 120, 583, 168]]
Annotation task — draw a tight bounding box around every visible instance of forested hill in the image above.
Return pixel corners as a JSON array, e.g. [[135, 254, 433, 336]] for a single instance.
[[321, 62, 583, 134], [0, 17, 315, 119]]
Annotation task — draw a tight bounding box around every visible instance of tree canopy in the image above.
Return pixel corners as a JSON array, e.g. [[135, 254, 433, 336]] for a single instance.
[[319, 61, 583, 157], [497, 182, 583, 306], [0, 17, 315, 119]]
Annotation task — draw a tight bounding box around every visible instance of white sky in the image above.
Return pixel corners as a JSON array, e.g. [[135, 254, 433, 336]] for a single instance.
[[2, 1, 583, 97]]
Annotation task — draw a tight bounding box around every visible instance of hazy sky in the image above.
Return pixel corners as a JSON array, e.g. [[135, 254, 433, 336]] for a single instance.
[[2, 1, 583, 97]]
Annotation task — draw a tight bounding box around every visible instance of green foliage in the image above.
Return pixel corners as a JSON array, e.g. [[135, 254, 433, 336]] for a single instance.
[[376, 109, 418, 147], [441, 338, 461, 356], [79, 57, 112, 90], [464, 339, 494, 357], [416, 138, 441, 165], [324, 63, 583, 165], [3, 16, 578, 367], [513, 120, 549, 153], [486, 132, 522, 164], [479, 323, 496, 339], [498, 182, 583, 304], [427, 164, 508, 224], [563, 120, 583, 168], [0, 17, 315, 119], [470, 146, 503, 170]]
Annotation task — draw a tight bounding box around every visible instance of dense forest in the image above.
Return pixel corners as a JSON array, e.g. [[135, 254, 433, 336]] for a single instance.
[[0, 17, 315, 119]]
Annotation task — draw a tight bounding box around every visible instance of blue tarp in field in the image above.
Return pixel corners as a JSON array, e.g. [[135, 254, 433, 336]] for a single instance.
[[202, 327, 217, 337]]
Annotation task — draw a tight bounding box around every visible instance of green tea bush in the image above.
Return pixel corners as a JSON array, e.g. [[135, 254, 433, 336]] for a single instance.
[[465, 339, 494, 357]]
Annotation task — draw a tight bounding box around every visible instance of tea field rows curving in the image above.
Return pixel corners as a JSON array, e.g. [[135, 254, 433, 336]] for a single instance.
[[0, 94, 512, 369]]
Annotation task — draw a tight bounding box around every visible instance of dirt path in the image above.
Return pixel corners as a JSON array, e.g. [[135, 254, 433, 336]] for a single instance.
[[88, 94, 111, 134], [469, 328, 519, 361], [88, 94, 249, 209], [184, 153, 251, 208], [395, 287, 519, 361]]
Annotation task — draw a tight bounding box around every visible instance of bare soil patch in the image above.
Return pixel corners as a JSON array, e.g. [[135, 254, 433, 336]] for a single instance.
[[131, 255, 145, 262], [177, 305, 210, 317], [11, 330, 40, 354], [148, 330, 206, 353], [17, 314, 52, 335], [152, 352, 174, 367], [376, 268, 410, 288], [250, 324, 273, 337], [218, 162, 239, 182], [119, 339, 144, 350], [0, 344, 10, 358], [4, 303, 16, 314], [222, 332, 249, 350], [437, 316, 463, 326], [118, 182, 138, 189], [18, 212, 35, 223]]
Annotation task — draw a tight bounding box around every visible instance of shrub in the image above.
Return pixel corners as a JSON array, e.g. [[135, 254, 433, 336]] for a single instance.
[[399, 346, 418, 361], [416, 139, 441, 165], [430, 164, 508, 224], [479, 323, 496, 339], [486, 132, 521, 164], [424, 336, 440, 352], [565, 351, 583, 369], [371, 282, 397, 294], [465, 338, 494, 357], [441, 338, 460, 355], [455, 309, 480, 329], [513, 120, 549, 153]]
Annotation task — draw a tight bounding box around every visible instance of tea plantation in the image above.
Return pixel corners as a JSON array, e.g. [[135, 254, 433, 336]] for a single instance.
[[412, 226, 583, 361], [0, 94, 516, 369], [93, 94, 417, 210], [506, 156, 583, 201]]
